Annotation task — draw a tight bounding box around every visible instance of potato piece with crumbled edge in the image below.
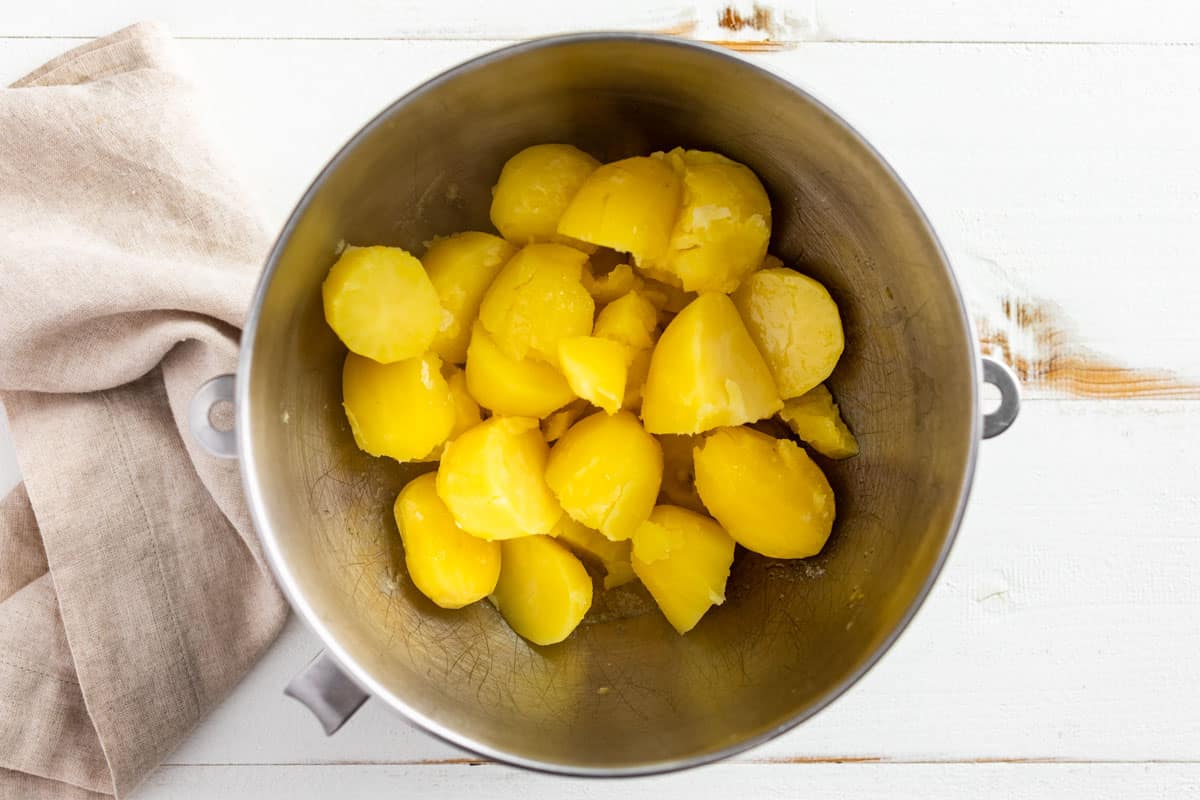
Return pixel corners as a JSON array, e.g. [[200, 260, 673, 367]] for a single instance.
[[436, 416, 562, 540], [779, 384, 859, 459], [557, 336, 628, 415], [694, 426, 835, 559], [545, 410, 663, 542], [490, 535, 593, 645], [732, 266, 845, 399], [465, 322, 576, 418], [322, 245, 442, 364], [632, 505, 735, 634], [422, 232, 515, 365], [490, 144, 600, 248], [653, 148, 771, 294], [478, 243, 594, 364], [342, 352, 455, 462], [394, 473, 501, 609]]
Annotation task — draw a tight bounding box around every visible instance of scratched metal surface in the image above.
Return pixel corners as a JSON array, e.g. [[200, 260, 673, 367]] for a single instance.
[[238, 35, 976, 770]]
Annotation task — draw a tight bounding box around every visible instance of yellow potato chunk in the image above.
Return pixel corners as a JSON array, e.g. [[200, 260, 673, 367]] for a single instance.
[[693, 426, 835, 559], [415, 365, 483, 462], [583, 263, 644, 306], [545, 411, 663, 542], [437, 416, 562, 540], [422, 232, 516, 365], [657, 434, 706, 514], [641, 293, 782, 435], [652, 148, 771, 293], [465, 322, 576, 418], [557, 156, 682, 266], [541, 399, 592, 443], [342, 352, 455, 462], [477, 243, 595, 364], [642, 276, 696, 318], [551, 515, 635, 589], [394, 474, 501, 609], [632, 505, 735, 634], [444, 366, 483, 439], [732, 267, 845, 399], [490, 144, 600, 246], [557, 336, 628, 415], [622, 347, 653, 413], [322, 245, 442, 364], [779, 384, 859, 459], [593, 290, 658, 351], [490, 535, 593, 645]]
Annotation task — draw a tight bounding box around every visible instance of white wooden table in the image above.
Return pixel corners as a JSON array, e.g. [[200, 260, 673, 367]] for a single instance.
[[3, 2, 1200, 796]]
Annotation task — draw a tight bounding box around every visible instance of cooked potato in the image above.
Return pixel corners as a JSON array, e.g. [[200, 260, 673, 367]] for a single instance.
[[779, 384, 859, 459], [490, 144, 600, 247], [477, 243, 595, 364], [582, 262, 644, 306], [557, 156, 682, 266], [394, 473, 501, 609], [415, 365, 483, 462], [654, 148, 771, 293], [436, 416, 563, 540], [693, 426, 835, 559], [322, 245, 442, 364], [657, 434, 706, 514], [465, 322, 575, 418], [557, 336, 628, 415], [342, 352, 455, 462], [422, 232, 515, 365], [632, 505, 735, 634], [640, 293, 782, 435], [622, 347, 653, 414], [641, 276, 696, 322], [541, 399, 593, 443], [593, 290, 658, 351], [545, 410, 663, 542], [490, 535, 593, 645], [551, 515, 635, 589], [732, 267, 845, 399]]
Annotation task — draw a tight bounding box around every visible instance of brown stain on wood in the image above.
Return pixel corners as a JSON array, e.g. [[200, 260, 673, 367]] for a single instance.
[[657, 5, 793, 52], [978, 296, 1200, 399], [718, 4, 776, 33]]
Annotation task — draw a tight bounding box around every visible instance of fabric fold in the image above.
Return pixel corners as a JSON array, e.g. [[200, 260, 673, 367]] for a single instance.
[[0, 23, 289, 798]]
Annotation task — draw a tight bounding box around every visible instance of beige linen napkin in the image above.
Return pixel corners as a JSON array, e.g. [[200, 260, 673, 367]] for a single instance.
[[0, 23, 289, 798]]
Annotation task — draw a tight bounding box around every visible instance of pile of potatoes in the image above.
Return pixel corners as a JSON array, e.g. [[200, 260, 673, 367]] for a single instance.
[[322, 144, 858, 645]]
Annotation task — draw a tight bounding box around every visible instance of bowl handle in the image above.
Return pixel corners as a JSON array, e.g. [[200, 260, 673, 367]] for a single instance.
[[188, 374, 238, 458], [981, 357, 1021, 439], [284, 650, 370, 735]]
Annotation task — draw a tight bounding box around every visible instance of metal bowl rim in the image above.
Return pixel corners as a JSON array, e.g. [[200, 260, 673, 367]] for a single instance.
[[235, 31, 981, 777]]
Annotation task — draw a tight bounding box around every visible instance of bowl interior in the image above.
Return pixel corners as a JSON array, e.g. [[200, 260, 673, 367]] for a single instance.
[[241, 36, 978, 771]]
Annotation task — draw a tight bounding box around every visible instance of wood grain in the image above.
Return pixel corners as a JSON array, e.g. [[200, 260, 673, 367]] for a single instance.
[[159, 400, 1200, 767], [3, 0, 1200, 43], [137, 762, 1200, 799], [3, 16, 1199, 796]]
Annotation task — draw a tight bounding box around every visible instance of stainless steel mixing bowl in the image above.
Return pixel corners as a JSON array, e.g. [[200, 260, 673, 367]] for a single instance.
[[192, 33, 1020, 774]]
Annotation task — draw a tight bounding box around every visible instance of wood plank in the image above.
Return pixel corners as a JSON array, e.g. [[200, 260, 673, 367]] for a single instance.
[[7, 38, 1198, 395], [137, 763, 1200, 799], [162, 399, 1200, 766], [173, 39, 1200, 397], [4, 0, 1200, 43]]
